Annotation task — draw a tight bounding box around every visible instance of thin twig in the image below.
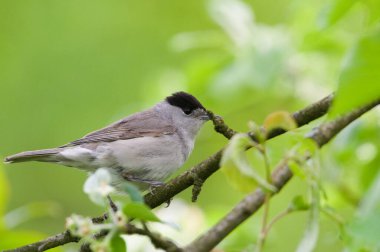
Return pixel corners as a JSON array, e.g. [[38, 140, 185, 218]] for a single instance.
[[263, 208, 292, 238]]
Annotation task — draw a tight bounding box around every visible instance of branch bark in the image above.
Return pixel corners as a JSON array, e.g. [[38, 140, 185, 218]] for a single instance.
[[184, 99, 379, 252], [5, 94, 334, 252]]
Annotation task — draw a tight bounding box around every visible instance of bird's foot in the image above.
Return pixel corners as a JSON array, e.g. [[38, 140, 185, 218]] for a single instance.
[[165, 198, 173, 207], [149, 182, 166, 195]]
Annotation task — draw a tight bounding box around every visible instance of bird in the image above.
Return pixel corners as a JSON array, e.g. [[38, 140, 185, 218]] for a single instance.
[[4, 91, 210, 190]]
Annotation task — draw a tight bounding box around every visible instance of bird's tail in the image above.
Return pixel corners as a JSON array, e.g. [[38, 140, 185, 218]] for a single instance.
[[4, 148, 61, 163]]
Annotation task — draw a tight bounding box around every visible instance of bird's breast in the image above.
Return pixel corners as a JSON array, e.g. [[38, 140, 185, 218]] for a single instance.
[[107, 134, 191, 181]]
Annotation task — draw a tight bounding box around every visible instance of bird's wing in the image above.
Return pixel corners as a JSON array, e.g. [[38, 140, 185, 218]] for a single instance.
[[63, 110, 176, 146]]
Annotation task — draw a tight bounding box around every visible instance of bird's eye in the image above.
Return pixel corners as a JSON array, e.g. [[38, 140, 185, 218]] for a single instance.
[[183, 108, 192, 115]]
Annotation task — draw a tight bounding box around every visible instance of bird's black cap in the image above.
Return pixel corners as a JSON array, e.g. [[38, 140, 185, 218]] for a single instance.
[[166, 92, 206, 114]]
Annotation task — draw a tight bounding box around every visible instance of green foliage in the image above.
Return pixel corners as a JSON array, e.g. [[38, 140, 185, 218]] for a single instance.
[[329, 29, 380, 117], [288, 159, 307, 180], [346, 211, 380, 250], [287, 138, 319, 180], [295, 185, 320, 252], [221, 133, 276, 192], [263, 111, 298, 133], [319, 0, 357, 28], [122, 202, 160, 222], [110, 232, 127, 252], [122, 183, 144, 203], [289, 196, 310, 211]]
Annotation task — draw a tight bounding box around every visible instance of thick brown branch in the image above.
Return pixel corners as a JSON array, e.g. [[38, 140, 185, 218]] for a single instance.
[[184, 99, 379, 252], [6, 94, 334, 252]]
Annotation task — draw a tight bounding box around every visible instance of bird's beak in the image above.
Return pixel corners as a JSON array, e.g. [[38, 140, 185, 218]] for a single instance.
[[200, 110, 210, 121], [200, 115, 210, 121]]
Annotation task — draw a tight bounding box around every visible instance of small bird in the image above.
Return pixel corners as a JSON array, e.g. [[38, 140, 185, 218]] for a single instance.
[[4, 92, 209, 189]]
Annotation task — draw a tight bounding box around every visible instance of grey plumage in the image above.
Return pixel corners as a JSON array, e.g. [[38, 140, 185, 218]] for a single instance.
[[5, 92, 209, 188]]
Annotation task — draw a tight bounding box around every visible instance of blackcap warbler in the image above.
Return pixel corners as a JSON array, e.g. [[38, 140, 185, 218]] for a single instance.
[[4, 92, 210, 189]]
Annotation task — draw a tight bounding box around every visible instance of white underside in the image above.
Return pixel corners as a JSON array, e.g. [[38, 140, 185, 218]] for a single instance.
[[58, 135, 193, 185]]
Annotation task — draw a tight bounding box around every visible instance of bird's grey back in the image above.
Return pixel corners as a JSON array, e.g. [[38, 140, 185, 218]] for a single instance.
[[64, 109, 176, 146]]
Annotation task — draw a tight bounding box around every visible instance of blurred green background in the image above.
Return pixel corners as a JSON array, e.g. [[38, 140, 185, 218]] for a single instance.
[[0, 0, 379, 251]]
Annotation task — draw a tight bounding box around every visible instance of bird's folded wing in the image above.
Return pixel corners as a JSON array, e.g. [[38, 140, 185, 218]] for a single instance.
[[63, 110, 176, 146]]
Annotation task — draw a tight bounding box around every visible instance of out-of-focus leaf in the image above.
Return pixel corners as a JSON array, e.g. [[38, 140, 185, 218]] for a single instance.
[[296, 186, 320, 252], [294, 138, 319, 157], [122, 202, 160, 222], [221, 133, 277, 192], [318, 0, 356, 28], [288, 159, 307, 180], [329, 29, 380, 117], [362, 0, 380, 23], [289, 195, 310, 211], [110, 232, 127, 252], [221, 162, 259, 193], [263, 111, 297, 134], [248, 121, 266, 144], [287, 138, 318, 180], [0, 163, 9, 229], [358, 169, 380, 217], [122, 182, 144, 203], [4, 201, 62, 229], [346, 211, 380, 250]]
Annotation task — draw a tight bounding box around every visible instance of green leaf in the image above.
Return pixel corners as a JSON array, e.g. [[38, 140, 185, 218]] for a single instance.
[[122, 182, 144, 203], [287, 138, 318, 180], [329, 29, 380, 117], [288, 159, 307, 180], [122, 202, 160, 222], [362, 0, 380, 23], [263, 111, 297, 133], [358, 170, 380, 217], [295, 138, 319, 157], [295, 185, 320, 252], [221, 161, 260, 193], [346, 211, 380, 250], [221, 134, 277, 192], [319, 0, 356, 28], [248, 121, 266, 143], [289, 195, 310, 211], [110, 232, 127, 252]]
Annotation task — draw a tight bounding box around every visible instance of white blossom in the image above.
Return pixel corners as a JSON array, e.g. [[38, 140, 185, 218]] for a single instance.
[[83, 168, 115, 206]]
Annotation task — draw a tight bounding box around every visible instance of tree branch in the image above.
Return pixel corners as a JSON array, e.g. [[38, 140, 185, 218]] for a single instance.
[[184, 99, 379, 252], [5, 94, 334, 252]]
